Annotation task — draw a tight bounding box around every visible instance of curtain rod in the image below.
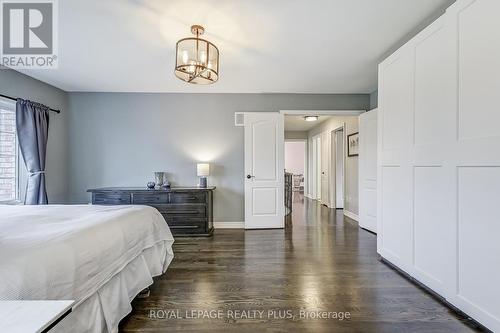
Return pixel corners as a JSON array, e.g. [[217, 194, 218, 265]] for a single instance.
[[0, 93, 61, 114]]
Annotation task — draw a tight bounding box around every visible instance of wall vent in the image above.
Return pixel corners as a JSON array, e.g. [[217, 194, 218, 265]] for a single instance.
[[234, 112, 245, 127]]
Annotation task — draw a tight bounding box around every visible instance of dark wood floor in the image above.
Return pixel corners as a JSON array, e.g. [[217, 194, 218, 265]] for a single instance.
[[120, 194, 481, 332]]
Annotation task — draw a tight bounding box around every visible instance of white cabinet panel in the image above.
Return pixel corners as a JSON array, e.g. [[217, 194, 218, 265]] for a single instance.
[[381, 167, 411, 263], [414, 167, 450, 293], [414, 21, 454, 146], [458, 167, 500, 324], [458, 0, 500, 141], [381, 55, 413, 151]]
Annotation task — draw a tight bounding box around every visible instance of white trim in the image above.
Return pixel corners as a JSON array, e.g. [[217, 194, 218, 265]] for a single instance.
[[280, 110, 365, 116], [214, 222, 245, 229], [328, 124, 346, 209], [344, 210, 359, 222], [0, 98, 22, 203], [311, 134, 322, 201]]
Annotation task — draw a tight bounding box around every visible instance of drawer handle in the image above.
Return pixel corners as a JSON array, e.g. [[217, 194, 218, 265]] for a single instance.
[[169, 210, 199, 214], [170, 225, 199, 229], [175, 196, 197, 200]]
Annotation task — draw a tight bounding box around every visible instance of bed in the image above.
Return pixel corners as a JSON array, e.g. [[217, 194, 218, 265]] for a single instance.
[[0, 204, 174, 333]]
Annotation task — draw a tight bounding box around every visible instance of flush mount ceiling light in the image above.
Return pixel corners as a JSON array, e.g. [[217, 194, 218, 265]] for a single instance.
[[175, 25, 219, 85], [304, 116, 319, 122]]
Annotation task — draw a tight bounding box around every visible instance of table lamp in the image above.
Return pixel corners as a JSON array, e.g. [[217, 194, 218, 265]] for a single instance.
[[197, 163, 210, 188]]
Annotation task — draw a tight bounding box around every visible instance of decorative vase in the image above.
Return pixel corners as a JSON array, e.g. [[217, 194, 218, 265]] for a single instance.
[[147, 182, 155, 189], [154, 172, 164, 188]]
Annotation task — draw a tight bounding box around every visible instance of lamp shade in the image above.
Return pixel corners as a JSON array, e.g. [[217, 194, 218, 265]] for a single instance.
[[197, 163, 210, 177]]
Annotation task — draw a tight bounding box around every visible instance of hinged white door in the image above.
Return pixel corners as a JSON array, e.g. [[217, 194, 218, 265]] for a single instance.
[[359, 109, 378, 233], [244, 112, 284, 229]]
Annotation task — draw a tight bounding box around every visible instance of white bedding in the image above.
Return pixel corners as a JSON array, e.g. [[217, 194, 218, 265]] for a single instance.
[[0, 205, 174, 332]]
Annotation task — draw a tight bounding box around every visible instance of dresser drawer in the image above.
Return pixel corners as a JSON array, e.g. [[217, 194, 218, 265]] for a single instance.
[[161, 213, 207, 224], [155, 204, 205, 216], [92, 193, 130, 205], [170, 192, 206, 203], [132, 192, 169, 204], [165, 220, 206, 234], [93, 192, 131, 205]]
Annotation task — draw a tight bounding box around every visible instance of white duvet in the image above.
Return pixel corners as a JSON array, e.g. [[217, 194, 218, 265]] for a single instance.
[[0, 205, 174, 306]]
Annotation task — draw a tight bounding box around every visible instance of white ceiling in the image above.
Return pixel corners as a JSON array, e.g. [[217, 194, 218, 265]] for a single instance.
[[19, 0, 454, 93], [285, 116, 332, 132]]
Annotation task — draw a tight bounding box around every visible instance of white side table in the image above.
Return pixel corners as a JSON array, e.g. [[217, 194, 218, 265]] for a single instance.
[[0, 301, 74, 333]]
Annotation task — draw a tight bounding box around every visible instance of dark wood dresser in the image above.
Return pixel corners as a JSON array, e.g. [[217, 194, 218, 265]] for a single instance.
[[87, 187, 215, 237]]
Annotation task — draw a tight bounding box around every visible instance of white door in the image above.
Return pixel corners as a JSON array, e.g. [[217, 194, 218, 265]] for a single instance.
[[359, 109, 378, 233], [311, 135, 321, 200], [244, 112, 284, 229], [320, 132, 329, 206], [335, 130, 344, 209]]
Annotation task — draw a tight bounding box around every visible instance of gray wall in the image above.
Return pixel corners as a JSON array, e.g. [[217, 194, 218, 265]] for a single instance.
[[67, 93, 369, 222], [369, 91, 378, 110], [308, 116, 360, 215], [0, 69, 69, 203], [285, 131, 308, 140]]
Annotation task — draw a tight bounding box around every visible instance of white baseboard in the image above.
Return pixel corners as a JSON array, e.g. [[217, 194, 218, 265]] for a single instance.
[[344, 210, 359, 222], [214, 222, 245, 229]]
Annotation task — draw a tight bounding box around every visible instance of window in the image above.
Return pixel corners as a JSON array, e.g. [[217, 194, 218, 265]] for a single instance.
[[0, 99, 19, 202]]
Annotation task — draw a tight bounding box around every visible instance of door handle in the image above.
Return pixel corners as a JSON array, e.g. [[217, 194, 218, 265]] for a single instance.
[[247, 175, 254, 179]]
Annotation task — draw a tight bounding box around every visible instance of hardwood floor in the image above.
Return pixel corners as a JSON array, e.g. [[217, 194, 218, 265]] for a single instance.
[[120, 194, 482, 332]]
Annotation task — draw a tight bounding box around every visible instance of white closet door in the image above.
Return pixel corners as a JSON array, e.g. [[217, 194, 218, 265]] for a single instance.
[[446, 0, 500, 330], [359, 109, 377, 233], [378, 0, 500, 330]]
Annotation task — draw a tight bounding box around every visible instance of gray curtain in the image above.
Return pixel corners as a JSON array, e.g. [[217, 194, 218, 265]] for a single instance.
[[16, 99, 50, 205]]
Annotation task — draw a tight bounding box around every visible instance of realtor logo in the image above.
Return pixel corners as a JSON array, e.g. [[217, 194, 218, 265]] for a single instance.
[[1, 0, 58, 68]]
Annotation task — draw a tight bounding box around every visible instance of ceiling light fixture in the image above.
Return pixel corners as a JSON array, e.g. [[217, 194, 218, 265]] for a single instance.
[[304, 116, 319, 122], [175, 25, 219, 85]]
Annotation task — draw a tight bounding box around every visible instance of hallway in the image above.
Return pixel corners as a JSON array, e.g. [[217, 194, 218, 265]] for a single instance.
[[120, 198, 481, 332]]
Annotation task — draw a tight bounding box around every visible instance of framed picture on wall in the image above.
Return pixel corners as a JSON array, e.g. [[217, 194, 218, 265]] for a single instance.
[[347, 132, 359, 157]]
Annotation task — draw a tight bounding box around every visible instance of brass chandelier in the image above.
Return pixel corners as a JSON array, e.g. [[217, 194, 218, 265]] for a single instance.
[[175, 25, 219, 84]]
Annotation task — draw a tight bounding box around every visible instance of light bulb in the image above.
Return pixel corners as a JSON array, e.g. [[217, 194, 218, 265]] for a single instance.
[[182, 51, 189, 64], [304, 116, 319, 122]]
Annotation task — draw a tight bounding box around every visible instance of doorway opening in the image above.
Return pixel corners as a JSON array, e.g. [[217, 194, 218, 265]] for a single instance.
[[241, 110, 364, 230], [285, 140, 306, 205]]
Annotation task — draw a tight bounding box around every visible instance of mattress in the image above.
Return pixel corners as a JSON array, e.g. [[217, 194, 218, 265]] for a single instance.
[[0, 205, 174, 332]]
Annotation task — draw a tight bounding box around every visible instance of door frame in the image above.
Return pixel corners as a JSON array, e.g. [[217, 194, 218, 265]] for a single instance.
[[280, 110, 364, 206], [331, 125, 346, 209], [240, 110, 365, 228], [311, 134, 322, 200]]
